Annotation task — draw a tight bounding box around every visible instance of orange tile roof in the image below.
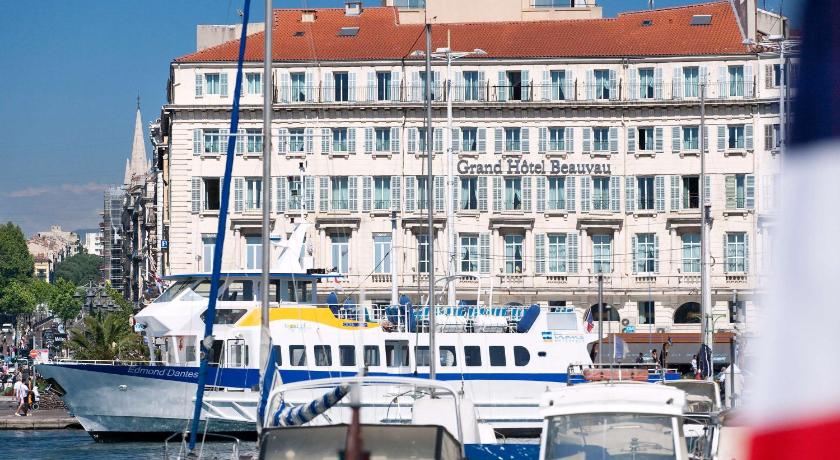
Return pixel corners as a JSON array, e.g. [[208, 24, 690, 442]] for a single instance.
[[176, 1, 749, 64]]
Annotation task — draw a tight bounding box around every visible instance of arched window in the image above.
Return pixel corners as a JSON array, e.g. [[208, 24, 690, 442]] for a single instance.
[[674, 302, 702, 324], [588, 303, 620, 322]]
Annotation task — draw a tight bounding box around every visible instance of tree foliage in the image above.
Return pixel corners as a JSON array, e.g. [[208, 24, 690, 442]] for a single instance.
[[0, 280, 36, 317], [49, 279, 83, 324], [54, 252, 102, 286], [67, 313, 145, 361], [0, 222, 33, 292]]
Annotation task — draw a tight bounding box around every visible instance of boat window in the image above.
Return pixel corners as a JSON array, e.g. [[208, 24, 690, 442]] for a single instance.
[[415, 346, 430, 367], [270, 279, 313, 303], [314, 345, 332, 366], [271, 345, 282, 366], [364, 345, 380, 367], [385, 341, 409, 367], [153, 280, 194, 303], [200, 308, 249, 325], [289, 345, 307, 366], [180, 280, 217, 302], [544, 413, 676, 460], [227, 339, 249, 368], [439, 346, 457, 367], [464, 346, 482, 366], [339, 345, 355, 366], [489, 346, 506, 366], [514, 346, 530, 366], [219, 280, 255, 301], [210, 340, 224, 366]]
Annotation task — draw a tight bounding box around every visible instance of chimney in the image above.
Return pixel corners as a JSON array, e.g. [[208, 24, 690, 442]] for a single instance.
[[345, 1, 362, 16], [301, 9, 316, 23]]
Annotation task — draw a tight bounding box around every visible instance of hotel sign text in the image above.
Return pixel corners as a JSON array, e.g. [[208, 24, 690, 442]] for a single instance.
[[457, 158, 612, 176]]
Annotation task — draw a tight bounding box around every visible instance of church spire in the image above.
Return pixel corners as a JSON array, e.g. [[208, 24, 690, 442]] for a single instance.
[[129, 98, 148, 182], [123, 158, 132, 186]]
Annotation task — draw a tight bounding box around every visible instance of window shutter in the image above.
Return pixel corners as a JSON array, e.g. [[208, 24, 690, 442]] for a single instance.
[[195, 73, 203, 98], [319, 176, 330, 212], [391, 176, 401, 211], [670, 175, 681, 211], [521, 127, 530, 153], [564, 69, 574, 101], [653, 234, 660, 274], [521, 69, 530, 101], [627, 127, 636, 154], [367, 71, 375, 101], [582, 127, 591, 154], [305, 128, 314, 154], [718, 66, 727, 98], [478, 70, 487, 101], [523, 176, 532, 212], [494, 128, 503, 154], [391, 127, 400, 154], [654, 67, 663, 100], [672, 126, 681, 153], [220, 73, 228, 97], [305, 72, 314, 102], [391, 70, 401, 102], [610, 176, 620, 212], [364, 128, 373, 154], [655, 175, 665, 212], [193, 128, 202, 154], [304, 176, 315, 212], [654, 127, 664, 153], [745, 123, 754, 150], [723, 234, 730, 273], [322, 128, 331, 154], [407, 127, 417, 154], [672, 67, 682, 100], [580, 176, 590, 213], [536, 176, 546, 212], [628, 69, 637, 101], [566, 177, 576, 212], [405, 176, 415, 213], [631, 235, 638, 274], [478, 176, 488, 212], [234, 177, 244, 213], [703, 125, 709, 153], [746, 174, 756, 209], [452, 176, 460, 213], [567, 232, 578, 273], [324, 71, 334, 102], [276, 177, 286, 213], [279, 72, 290, 103], [362, 176, 372, 212], [497, 71, 507, 102], [411, 71, 419, 102], [236, 128, 245, 154], [478, 128, 487, 153], [538, 127, 547, 154], [535, 233, 545, 274], [765, 64, 774, 89], [434, 71, 442, 100], [220, 128, 229, 153], [725, 175, 736, 209], [565, 127, 574, 154], [717, 126, 726, 152], [625, 176, 635, 213], [541, 70, 550, 101], [765, 124, 773, 151], [609, 127, 619, 154], [492, 177, 502, 212], [348, 72, 357, 102], [191, 178, 201, 214], [434, 128, 443, 153], [434, 176, 444, 212], [704, 174, 711, 206], [454, 70, 463, 102], [609, 70, 617, 100], [348, 128, 357, 154], [278, 128, 288, 154], [745, 233, 750, 274], [745, 64, 754, 98], [349, 176, 358, 211], [479, 232, 491, 274], [586, 70, 594, 100], [451, 128, 460, 153]]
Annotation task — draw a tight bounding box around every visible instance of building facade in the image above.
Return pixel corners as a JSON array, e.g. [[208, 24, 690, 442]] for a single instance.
[[156, 2, 791, 335], [27, 225, 81, 283]]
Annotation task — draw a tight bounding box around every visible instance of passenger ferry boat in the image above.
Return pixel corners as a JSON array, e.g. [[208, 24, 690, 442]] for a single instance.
[[37, 224, 595, 440]]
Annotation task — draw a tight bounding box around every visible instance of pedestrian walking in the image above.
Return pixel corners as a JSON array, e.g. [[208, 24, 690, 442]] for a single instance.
[[13, 378, 26, 416]]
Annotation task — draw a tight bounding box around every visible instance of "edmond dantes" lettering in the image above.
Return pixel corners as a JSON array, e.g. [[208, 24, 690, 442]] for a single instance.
[[457, 158, 612, 176]]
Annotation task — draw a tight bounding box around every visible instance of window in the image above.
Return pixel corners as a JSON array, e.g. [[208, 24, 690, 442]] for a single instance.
[[246, 129, 263, 154], [728, 125, 745, 150], [417, 127, 428, 153], [314, 345, 332, 366], [333, 72, 349, 102], [635, 233, 656, 273], [291, 72, 306, 102], [331, 234, 350, 273], [373, 234, 391, 274], [637, 177, 655, 211], [504, 234, 524, 274], [385, 342, 409, 367], [728, 65, 744, 97], [683, 66, 699, 98], [439, 346, 457, 366], [331, 177, 349, 210], [461, 127, 478, 151], [419, 71, 437, 100], [364, 345, 380, 366], [203, 178, 220, 211], [203, 129, 221, 154], [417, 234, 429, 273], [682, 233, 700, 273], [592, 177, 610, 211], [533, 0, 573, 7], [414, 346, 430, 366], [245, 236, 262, 270], [246, 72, 262, 95], [463, 71, 480, 101], [550, 70, 566, 100], [416, 177, 428, 210], [504, 177, 522, 210], [394, 0, 425, 7], [729, 300, 745, 323], [726, 232, 747, 272], [770, 63, 782, 87], [682, 176, 700, 209], [638, 68, 655, 99], [289, 128, 305, 152], [728, 174, 747, 208], [766, 124, 781, 151], [376, 71, 391, 101], [548, 234, 567, 273], [460, 234, 479, 273], [289, 345, 306, 366], [637, 127, 654, 151], [548, 177, 565, 210], [683, 126, 699, 150], [219, 280, 255, 301], [548, 127, 565, 151], [514, 346, 530, 366], [464, 346, 482, 366], [593, 234, 612, 273], [375, 127, 390, 152], [246, 178, 262, 211], [638, 301, 655, 325], [593, 127, 609, 151], [332, 128, 348, 152], [674, 302, 701, 324], [202, 234, 216, 272], [505, 127, 521, 151], [489, 346, 506, 366], [594, 69, 610, 100], [460, 177, 478, 210], [288, 177, 302, 210], [205, 73, 221, 95], [339, 345, 355, 366], [373, 176, 391, 210], [505, 71, 523, 101]]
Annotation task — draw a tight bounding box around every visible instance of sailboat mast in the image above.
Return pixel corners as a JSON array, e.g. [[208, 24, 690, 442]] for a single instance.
[[260, 0, 273, 377], [424, 22, 437, 381]]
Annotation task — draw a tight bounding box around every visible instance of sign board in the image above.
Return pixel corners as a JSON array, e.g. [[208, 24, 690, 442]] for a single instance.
[[29, 349, 49, 364], [161, 239, 169, 250], [457, 158, 612, 176]]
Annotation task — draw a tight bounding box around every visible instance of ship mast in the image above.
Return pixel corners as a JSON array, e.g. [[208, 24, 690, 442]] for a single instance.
[[259, 0, 273, 383], [424, 22, 437, 381]]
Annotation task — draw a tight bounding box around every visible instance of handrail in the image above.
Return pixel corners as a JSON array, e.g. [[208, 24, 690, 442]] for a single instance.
[[54, 359, 168, 366]]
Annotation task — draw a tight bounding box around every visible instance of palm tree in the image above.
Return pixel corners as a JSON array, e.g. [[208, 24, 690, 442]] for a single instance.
[[67, 314, 145, 361]]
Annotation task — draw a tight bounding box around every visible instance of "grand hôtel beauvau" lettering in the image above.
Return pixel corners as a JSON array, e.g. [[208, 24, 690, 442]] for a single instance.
[[457, 158, 612, 176]]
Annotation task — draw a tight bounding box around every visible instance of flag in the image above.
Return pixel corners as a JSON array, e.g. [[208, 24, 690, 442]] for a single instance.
[[584, 308, 594, 333], [748, 1, 840, 458]]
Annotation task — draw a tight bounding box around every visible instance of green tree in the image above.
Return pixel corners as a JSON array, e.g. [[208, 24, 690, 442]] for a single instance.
[[0, 280, 36, 317], [49, 279, 83, 326], [0, 222, 33, 292], [54, 252, 102, 286], [67, 313, 145, 361], [28, 279, 54, 307]]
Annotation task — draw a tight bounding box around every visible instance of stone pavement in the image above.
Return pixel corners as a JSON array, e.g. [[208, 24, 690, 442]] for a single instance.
[[0, 396, 80, 429]]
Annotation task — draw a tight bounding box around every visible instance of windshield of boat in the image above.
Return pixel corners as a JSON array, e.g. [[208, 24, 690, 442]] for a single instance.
[[154, 279, 223, 303], [544, 413, 677, 460]]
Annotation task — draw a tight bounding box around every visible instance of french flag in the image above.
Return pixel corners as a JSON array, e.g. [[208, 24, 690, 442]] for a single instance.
[[748, 0, 840, 458], [585, 308, 594, 333]]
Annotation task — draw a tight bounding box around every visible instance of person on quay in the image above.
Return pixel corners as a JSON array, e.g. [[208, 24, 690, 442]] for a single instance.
[[13, 377, 26, 416]]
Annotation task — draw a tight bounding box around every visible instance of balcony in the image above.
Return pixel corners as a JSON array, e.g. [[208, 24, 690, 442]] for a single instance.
[[370, 273, 392, 283]]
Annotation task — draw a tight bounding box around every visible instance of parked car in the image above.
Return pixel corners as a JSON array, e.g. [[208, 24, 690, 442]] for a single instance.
[[1, 324, 12, 334]]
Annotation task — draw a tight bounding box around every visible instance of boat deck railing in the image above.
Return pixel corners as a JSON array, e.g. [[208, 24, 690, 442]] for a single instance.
[[52, 358, 168, 366]]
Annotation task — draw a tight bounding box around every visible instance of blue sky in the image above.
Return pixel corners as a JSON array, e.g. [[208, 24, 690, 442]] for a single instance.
[[0, 0, 802, 235]]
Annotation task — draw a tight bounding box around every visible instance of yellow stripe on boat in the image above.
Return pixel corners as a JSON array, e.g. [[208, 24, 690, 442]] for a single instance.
[[235, 306, 378, 330]]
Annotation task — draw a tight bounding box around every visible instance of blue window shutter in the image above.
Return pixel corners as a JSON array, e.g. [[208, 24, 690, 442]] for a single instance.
[[523, 176, 532, 212], [276, 177, 287, 213], [362, 176, 372, 212], [745, 123, 754, 150], [234, 177, 244, 213], [478, 128, 487, 153], [654, 67, 663, 100], [672, 126, 681, 153], [220, 73, 228, 97], [521, 127, 530, 153], [717, 126, 726, 152], [349, 176, 358, 211], [193, 128, 202, 154], [191, 178, 201, 214], [391, 127, 400, 154], [322, 128, 331, 154], [348, 128, 356, 154], [746, 174, 756, 209], [654, 234, 660, 274], [408, 127, 416, 154], [538, 127, 547, 154], [567, 232, 578, 273], [364, 128, 373, 154], [348, 72, 356, 102], [535, 233, 545, 274], [479, 233, 491, 274], [367, 71, 375, 101], [654, 127, 664, 153], [609, 127, 619, 154], [305, 72, 314, 101], [625, 176, 635, 212], [631, 235, 638, 274], [497, 71, 507, 102], [494, 128, 503, 154], [536, 176, 546, 212], [565, 127, 574, 154], [582, 128, 591, 154], [655, 175, 665, 212], [492, 177, 502, 212], [434, 176, 444, 212], [580, 176, 590, 213], [195, 74, 203, 98], [610, 176, 620, 212], [405, 176, 415, 213], [566, 177, 576, 212], [305, 128, 314, 155], [627, 127, 636, 154], [319, 176, 329, 212], [304, 176, 315, 212], [391, 176, 401, 211], [670, 175, 681, 211], [478, 176, 488, 212]]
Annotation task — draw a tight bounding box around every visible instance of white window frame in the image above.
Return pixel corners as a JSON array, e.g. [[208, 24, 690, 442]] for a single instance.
[[373, 233, 392, 274]]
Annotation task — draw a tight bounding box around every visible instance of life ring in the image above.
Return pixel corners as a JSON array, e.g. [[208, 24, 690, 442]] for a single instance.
[[178, 337, 185, 351]]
